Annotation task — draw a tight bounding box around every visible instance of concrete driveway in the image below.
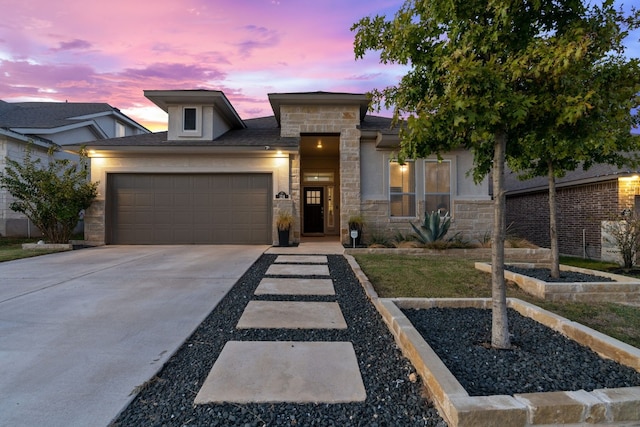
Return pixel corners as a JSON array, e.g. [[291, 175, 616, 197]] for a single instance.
[[0, 245, 267, 427]]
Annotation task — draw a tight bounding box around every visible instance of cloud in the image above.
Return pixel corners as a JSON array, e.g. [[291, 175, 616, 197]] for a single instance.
[[51, 39, 92, 52], [118, 63, 225, 81], [236, 25, 280, 57]]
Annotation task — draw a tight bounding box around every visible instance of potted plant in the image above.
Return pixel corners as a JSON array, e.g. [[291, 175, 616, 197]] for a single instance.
[[348, 215, 365, 246], [276, 210, 294, 247]]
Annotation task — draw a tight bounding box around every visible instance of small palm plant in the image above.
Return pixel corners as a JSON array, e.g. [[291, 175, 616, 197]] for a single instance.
[[411, 211, 451, 244]]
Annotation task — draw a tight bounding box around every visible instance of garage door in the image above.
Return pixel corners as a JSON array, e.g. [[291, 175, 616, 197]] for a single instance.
[[107, 173, 272, 244]]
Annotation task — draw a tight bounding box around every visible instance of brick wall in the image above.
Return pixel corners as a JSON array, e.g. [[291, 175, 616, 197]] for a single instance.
[[506, 180, 619, 259]]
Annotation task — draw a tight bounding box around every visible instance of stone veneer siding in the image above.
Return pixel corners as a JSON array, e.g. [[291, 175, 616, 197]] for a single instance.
[[360, 199, 493, 245], [506, 180, 619, 259], [84, 199, 105, 243], [279, 105, 361, 244]]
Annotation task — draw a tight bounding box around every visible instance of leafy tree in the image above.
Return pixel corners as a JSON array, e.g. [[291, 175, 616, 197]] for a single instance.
[[353, 0, 639, 348], [0, 145, 98, 243], [507, 3, 640, 278]]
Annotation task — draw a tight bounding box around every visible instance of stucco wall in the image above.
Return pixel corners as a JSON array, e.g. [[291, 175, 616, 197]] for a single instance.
[[358, 141, 491, 244], [166, 105, 231, 141], [360, 143, 489, 201]]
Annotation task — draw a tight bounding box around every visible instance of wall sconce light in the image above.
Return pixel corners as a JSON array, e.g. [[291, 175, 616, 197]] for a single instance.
[[317, 140, 323, 149]]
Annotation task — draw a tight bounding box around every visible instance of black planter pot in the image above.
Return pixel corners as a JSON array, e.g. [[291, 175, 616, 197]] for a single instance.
[[278, 229, 290, 247]]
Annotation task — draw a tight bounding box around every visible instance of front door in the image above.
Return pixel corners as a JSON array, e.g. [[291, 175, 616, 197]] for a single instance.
[[304, 187, 324, 233]]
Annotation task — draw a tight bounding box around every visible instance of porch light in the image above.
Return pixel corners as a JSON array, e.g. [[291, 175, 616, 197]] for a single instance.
[[317, 139, 323, 149]]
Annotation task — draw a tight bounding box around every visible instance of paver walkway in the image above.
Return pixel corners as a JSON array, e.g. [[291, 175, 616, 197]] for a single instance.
[[194, 242, 367, 404]]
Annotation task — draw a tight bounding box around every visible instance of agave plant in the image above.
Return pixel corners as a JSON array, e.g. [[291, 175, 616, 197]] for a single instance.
[[411, 211, 451, 243]]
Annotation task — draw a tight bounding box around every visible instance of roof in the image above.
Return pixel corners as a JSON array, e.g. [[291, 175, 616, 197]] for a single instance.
[[0, 101, 117, 128], [0, 100, 150, 139], [69, 114, 401, 154], [71, 117, 298, 153], [505, 161, 640, 195], [0, 127, 57, 149]]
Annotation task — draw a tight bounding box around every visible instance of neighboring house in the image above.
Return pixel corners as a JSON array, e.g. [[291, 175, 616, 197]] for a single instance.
[[505, 162, 640, 260], [68, 89, 491, 246], [0, 100, 150, 237]]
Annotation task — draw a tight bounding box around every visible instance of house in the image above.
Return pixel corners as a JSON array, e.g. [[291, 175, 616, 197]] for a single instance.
[[69, 89, 492, 246], [0, 100, 150, 237], [0, 100, 149, 144], [505, 162, 640, 260]]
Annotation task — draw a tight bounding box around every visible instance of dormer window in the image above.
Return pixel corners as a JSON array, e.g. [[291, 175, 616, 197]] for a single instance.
[[180, 106, 202, 136]]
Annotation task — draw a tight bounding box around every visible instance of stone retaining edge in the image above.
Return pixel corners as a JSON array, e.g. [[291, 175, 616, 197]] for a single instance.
[[21, 243, 72, 250], [346, 247, 551, 263], [475, 262, 640, 302], [345, 254, 640, 426]]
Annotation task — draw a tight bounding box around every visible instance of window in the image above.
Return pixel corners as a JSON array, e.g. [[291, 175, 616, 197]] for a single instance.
[[183, 107, 197, 131], [115, 122, 126, 137], [389, 161, 415, 217], [425, 160, 451, 215], [303, 171, 334, 183]]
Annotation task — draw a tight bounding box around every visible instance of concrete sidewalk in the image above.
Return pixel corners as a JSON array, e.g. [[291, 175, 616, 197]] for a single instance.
[[0, 245, 267, 427]]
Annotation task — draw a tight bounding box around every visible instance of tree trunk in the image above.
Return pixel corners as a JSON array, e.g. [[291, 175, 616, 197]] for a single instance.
[[548, 161, 560, 278], [491, 131, 511, 349]]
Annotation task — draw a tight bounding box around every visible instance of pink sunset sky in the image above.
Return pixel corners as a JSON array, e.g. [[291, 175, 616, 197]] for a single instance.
[[1, 0, 638, 131]]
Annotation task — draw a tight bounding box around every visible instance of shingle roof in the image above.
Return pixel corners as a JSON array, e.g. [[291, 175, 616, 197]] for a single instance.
[[0, 101, 117, 129], [359, 115, 401, 133], [505, 161, 640, 194], [78, 114, 400, 150]]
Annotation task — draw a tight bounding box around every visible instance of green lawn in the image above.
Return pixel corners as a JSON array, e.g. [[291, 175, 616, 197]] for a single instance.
[[0, 238, 66, 262], [353, 253, 640, 349]]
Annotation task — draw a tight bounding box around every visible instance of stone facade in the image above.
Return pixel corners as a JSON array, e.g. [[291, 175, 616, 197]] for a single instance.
[[360, 199, 493, 245], [279, 105, 361, 244]]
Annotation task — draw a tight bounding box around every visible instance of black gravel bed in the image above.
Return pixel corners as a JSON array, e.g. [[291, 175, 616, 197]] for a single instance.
[[403, 307, 640, 396], [505, 265, 614, 282], [110, 255, 446, 427]]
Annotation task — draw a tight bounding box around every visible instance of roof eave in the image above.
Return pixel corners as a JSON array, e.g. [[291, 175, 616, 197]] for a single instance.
[[10, 120, 109, 139], [0, 128, 57, 148], [64, 144, 299, 157]]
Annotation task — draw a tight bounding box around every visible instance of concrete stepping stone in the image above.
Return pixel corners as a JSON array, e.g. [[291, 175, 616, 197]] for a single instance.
[[255, 278, 335, 296], [237, 301, 347, 329], [274, 255, 327, 264], [194, 341, 366, 404], [266, 264, 329, 276]]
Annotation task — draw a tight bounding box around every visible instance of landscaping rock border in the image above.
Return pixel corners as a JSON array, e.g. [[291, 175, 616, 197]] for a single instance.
[[345, 254, 640, 427], [475, 262, 640, 303]]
